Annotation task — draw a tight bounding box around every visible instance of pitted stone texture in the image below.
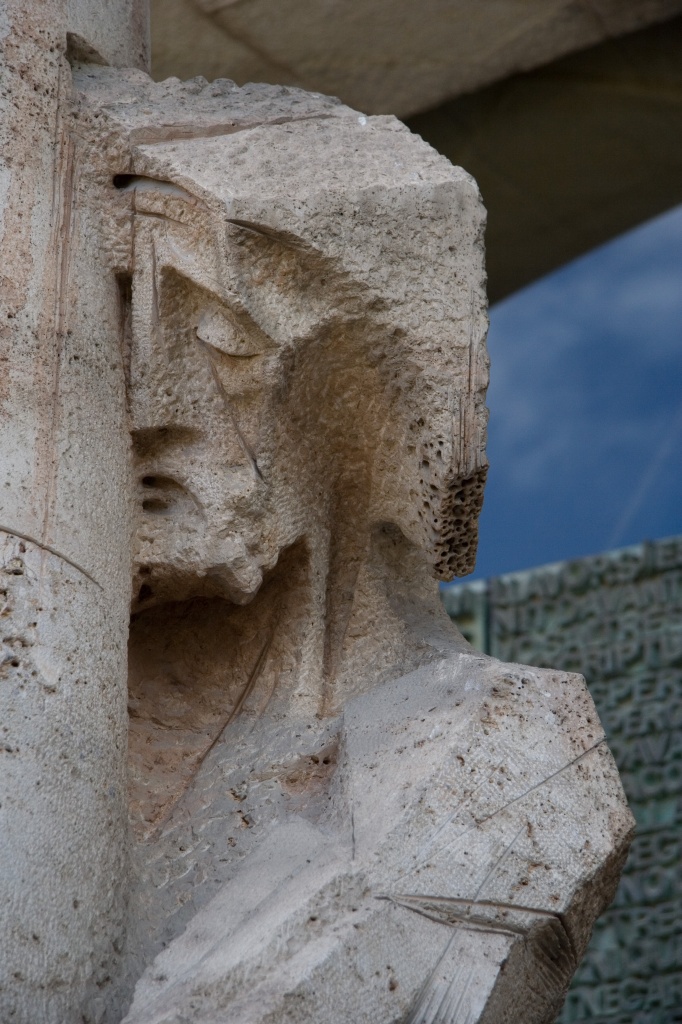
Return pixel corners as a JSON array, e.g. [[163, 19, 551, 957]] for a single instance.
[[73, 65, 489, 618], [123, 653, 633, 1024], [0, 9, 142, 1022], [74, 68, 344, 144], [445, 537, 682, 1019], [0, 59, 632, 1024], [63, 67, 632, 1023]]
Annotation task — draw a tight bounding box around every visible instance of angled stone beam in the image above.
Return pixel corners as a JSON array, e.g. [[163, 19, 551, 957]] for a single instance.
[[150, 0, 682, 118]]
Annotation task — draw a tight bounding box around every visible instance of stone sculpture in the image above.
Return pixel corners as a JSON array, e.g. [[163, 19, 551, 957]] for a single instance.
[[1, 9, 633, 1022]]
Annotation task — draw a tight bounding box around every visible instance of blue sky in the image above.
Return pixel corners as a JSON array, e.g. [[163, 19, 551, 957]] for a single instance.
[[462, 203, 682, 582]]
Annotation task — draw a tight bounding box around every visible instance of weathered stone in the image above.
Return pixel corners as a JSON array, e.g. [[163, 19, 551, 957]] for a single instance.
[[2, 18, 633, 1023], [0, 4, 146, 1021], [123, 657, 632, 1024], [68, 68, 631, 1023]]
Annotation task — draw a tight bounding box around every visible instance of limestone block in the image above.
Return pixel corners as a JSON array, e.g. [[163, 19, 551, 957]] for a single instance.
[[74, 66, 489, 605]]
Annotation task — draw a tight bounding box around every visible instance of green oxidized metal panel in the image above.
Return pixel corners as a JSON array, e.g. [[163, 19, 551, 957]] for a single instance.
[[442, 536, 682, 1024]]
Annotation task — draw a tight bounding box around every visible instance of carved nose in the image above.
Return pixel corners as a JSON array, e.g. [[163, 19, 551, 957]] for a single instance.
[[127, 257, 261, 478], [127, 246, 215, 436], [127, 326, 207, 436]]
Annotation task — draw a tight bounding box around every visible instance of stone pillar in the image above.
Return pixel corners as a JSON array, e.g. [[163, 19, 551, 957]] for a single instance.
[[0, 3, 148, 1021]]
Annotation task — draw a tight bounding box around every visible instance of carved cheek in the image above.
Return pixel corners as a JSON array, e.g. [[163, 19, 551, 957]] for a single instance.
[[129, 347, 215, 437], [200, 347, 270, 459]]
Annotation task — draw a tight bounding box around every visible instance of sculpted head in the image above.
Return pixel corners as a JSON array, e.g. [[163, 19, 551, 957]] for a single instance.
[[118, 110, 489, 622], [10, 75, 625, 1024]]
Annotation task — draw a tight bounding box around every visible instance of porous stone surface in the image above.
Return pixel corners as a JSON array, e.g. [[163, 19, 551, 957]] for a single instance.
[[0, 4, 146, 1022], [71, 68, 631, 1023], [123, 655, 632, 1024], [2, 37, 634, 1024]]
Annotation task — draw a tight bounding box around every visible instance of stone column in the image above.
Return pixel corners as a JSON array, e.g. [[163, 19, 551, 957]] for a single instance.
[[0, 3, 148, 1022]]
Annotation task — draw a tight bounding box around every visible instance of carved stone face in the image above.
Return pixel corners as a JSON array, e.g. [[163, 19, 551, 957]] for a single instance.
[[127, 198, 306, 610], [124, 118, 489, 611]]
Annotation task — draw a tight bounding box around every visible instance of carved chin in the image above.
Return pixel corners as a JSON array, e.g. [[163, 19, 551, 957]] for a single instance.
[[132, 532, 264, 611]]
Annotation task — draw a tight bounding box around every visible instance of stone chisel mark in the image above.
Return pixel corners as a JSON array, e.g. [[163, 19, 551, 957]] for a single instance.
[[195, 330, 263, 481], [403, 933, 459, 1024], [405, 761, 506, 874], [128, 111, 338, 147], [0, 526, 102, 589], [425, 738, 608, 868]]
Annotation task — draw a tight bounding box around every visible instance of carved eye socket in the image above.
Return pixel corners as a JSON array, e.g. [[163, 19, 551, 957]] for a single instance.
[[196, 309, 263, 359]]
